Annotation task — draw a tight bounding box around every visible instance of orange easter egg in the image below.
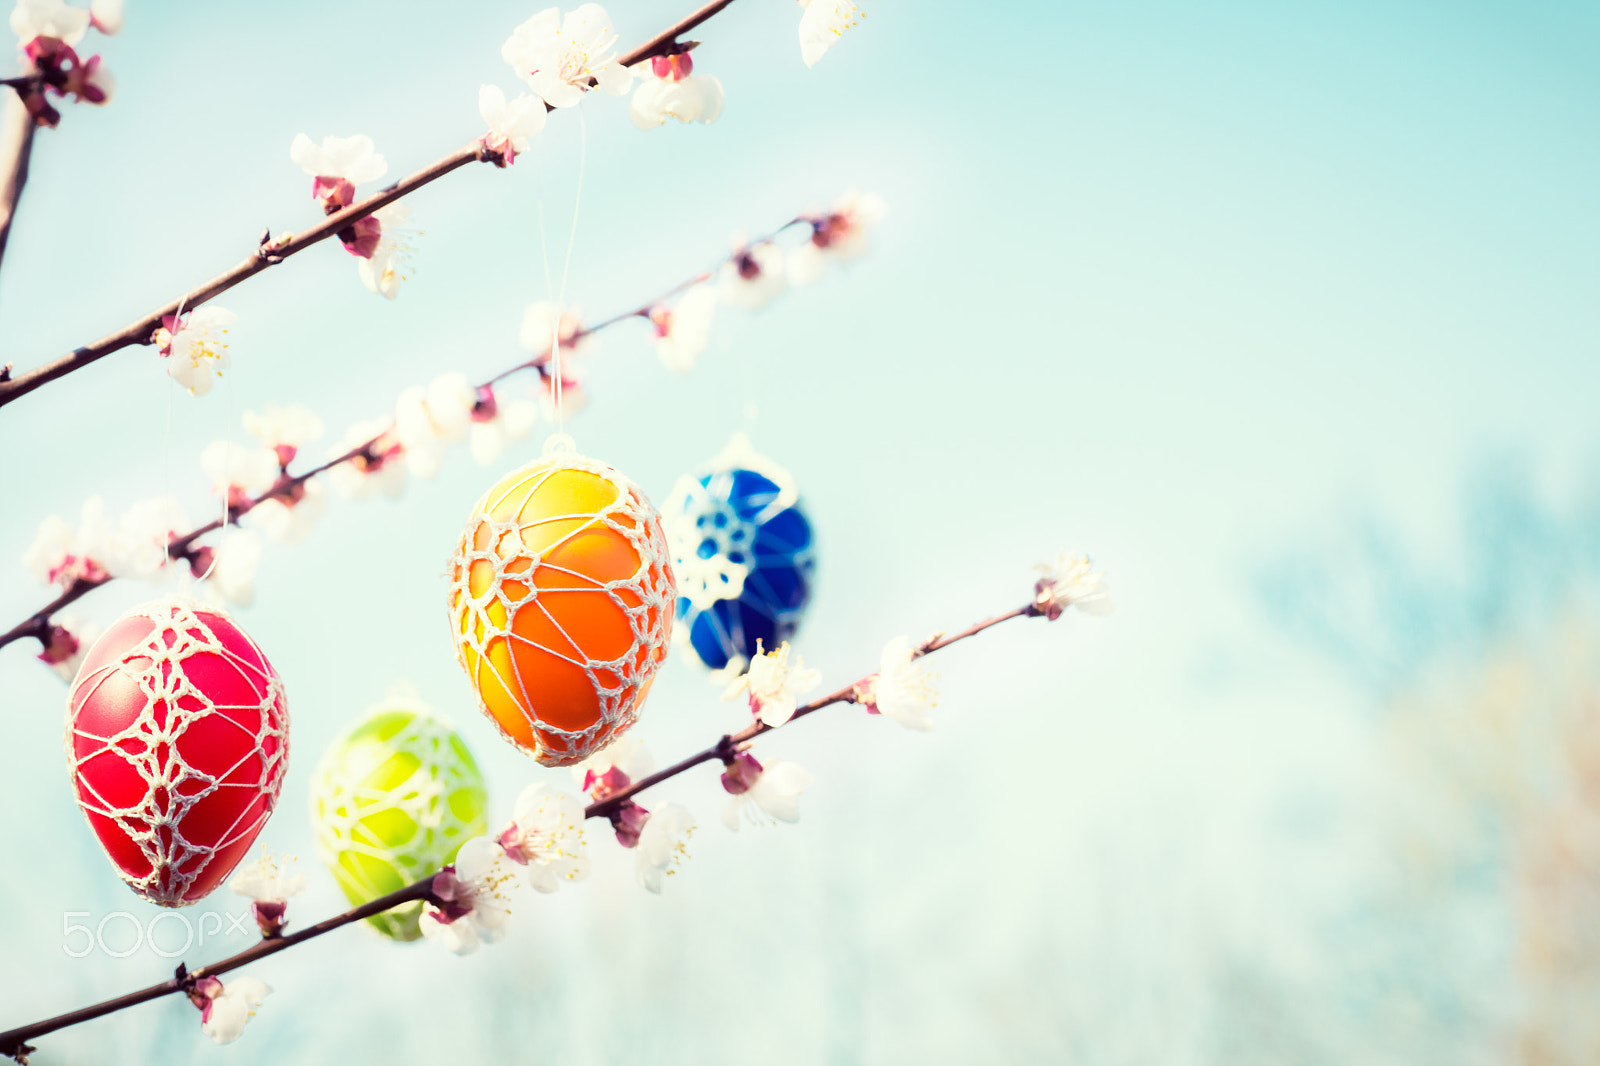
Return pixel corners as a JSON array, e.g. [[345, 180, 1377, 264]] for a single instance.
[[447, 439, 676, 766]]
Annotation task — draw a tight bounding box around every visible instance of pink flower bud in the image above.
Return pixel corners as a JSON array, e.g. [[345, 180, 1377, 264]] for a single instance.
[[251, 899, 287, 938], [853, 677, 882, 714], [36, 624, 80, 667], [583, 765, 631, 800], [471, 385, 499, 423], [338, 215, 382, 259], [187, 546, 215, 578], [720, 752, 764, 796], [312, 176, 355, 213], [651, 52, 693, 80], [647, 305, 673, 339], [610, 800, 650, 848], [187, 975, 225, 1015], [428, 866, 474, 923], [734, 250, 763, 280]]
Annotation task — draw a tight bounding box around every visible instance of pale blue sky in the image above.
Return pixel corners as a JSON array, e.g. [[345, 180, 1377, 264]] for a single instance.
[[0, 1, 1596, 1062]]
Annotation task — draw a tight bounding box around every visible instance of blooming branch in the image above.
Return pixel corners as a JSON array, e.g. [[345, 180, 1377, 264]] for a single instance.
[[0, 0, 744, 411], [0, 201, 870, 656], [0, 588, 1069, 1058]]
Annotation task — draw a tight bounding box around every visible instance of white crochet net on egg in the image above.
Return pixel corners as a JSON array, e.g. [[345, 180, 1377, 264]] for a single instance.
[[448, 439, 676, 766], [308, 687, 487, 940], [65, 598, 289, 908], [663, 431, 804, 612]]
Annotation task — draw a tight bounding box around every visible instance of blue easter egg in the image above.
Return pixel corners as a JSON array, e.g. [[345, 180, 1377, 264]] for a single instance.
[[663, 435, 817, 671]]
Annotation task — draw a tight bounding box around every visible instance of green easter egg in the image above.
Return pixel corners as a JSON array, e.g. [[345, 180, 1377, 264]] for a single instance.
[[309, 688, 488, 940]]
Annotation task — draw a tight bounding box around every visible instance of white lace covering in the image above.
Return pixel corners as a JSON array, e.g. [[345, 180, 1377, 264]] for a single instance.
[[448, 436, 677, 766], [308, 686, 488, 940], [663, 432, 804, 612], [66, 598, 290, 907]]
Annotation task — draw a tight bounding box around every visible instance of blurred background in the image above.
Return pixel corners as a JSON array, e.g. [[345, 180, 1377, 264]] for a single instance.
[[1, 0, 1597, 1061]]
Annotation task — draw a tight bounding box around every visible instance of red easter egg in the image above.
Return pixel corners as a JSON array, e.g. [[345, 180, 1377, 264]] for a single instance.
[[66, 599, 289, 907]]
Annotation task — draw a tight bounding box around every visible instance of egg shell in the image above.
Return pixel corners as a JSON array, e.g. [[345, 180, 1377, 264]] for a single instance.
[[664, 436, 817, 671], [309, 698, 487, 941], [448, 448, 676, 766], [66, 599, 289, 907]]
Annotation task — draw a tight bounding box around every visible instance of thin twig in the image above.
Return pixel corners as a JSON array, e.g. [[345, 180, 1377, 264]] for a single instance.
[[0, 597, 1043, 1058], [0, 215, 808, 655], [0, 0, 742, 412]]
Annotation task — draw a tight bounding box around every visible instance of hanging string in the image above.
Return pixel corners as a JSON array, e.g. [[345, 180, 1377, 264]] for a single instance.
[[551, 109, 588, 437], [533, 107, 588, 441], [192, 371, 232, 585], [159, 295, 187, 579]]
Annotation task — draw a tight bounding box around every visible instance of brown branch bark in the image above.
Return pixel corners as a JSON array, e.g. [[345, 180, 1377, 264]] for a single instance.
[[0, 597, 1044, 1059], [0, 0, 742, 412], [0, 90, 35, 288]]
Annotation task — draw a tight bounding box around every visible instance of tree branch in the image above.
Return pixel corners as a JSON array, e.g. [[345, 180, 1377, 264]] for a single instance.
[[0, 90, 35, 281], [0, 0, 743, 413], [0, 597, 1044, 1058], [0, 214, 809, 655]]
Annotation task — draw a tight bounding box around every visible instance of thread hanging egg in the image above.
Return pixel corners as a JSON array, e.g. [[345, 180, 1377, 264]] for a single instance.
[[66, 598, 289, 907], [447, 437, 676, 766], [308, 688, 487, 941], [663, 434, 817, 672]]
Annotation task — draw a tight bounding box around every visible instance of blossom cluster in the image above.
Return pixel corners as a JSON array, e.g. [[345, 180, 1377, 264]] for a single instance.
[[62, 555, 1107, 1048], [9, 0, 119, 127], [289, 133, 417, 299], [642, 190, 886, 377], [18, 192, 875, 675], [414, 771, 693, 955]]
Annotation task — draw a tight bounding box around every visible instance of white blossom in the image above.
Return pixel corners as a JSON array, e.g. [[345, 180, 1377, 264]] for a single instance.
[[519, 300, 586, 356], [206, 528, 262, 608], [164, 307, 237, 397], [193, 975, 271, 1045], [1033, 552, 1114, 618], [496, 783, 589, 893], [22, 496, 110, 586], [479, 83, 546, 162], [722, 640, 822, 727], [88, 0, 119, 34], [721, 754, 814, 830], [718, 239, 786, 311], [418, 836, 518, 955], [105, 496, 188, 581], [860, 635, 937, 731], [288, 133, 386, 184], [468, 394, 538, 466], [629, 64, 724, 129], [635, 802, 694, 893], [798, 0, 862, 68], [11, 0, 88, 45], [230, 853, 308, 903], [242, 405, 323, 463], [651, 283, 718, 373], [355, 202, 418, 300], [571, 734, 656, 791], [200, 441, 280, 505], [326, 418, 405, 499], [246, 477, 327, 544], [394, 373, 476, 477], [502, 4, 632, 109], [788, 190, 885, 284]]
